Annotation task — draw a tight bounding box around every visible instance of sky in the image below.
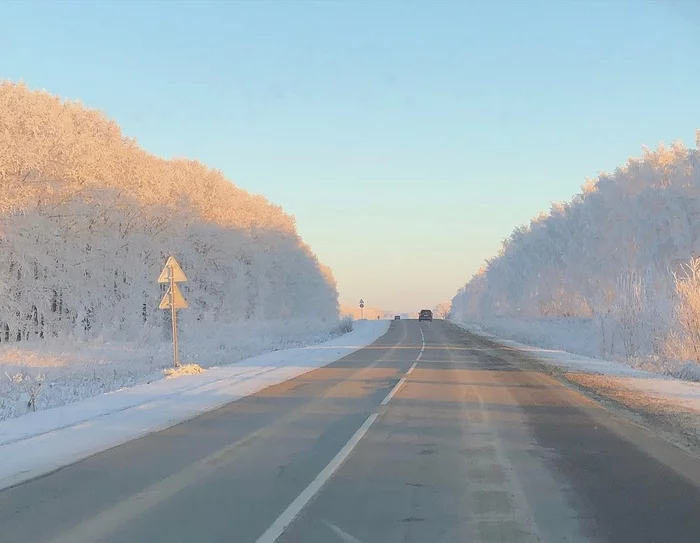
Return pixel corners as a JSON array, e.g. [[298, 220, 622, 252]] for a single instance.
[[2, 0, 700, 313]]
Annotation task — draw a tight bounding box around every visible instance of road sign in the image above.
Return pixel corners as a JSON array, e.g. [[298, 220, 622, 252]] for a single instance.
[[157, 256, 187, 283], [359, 299, 365, 308], [158, 255, 188, 368], [159, 282, 189, 309]]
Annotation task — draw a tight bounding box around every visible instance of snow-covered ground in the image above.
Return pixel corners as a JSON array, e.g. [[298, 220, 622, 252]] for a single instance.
[[454, 319, 700, 452], [0, 319, 390, 491], [0, 318, 351, 421]]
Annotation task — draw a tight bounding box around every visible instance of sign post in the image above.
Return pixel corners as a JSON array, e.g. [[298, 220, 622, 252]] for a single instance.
[[359, 299, 365, 320], [158, 256, 188, 367]]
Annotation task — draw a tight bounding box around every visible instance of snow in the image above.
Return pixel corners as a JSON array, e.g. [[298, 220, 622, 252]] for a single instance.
[[0, 319, 390, 491], [163, 363, 204, 377], [0, 318, 353, 421]]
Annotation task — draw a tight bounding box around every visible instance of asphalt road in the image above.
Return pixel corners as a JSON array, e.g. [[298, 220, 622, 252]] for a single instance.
[[3, 320, 700, 542]]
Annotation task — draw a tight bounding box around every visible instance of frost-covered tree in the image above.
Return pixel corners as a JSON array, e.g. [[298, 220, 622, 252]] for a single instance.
[[450, 133, 700, 360], [433, 301, 451, 319], [0, 81, 339, 343]]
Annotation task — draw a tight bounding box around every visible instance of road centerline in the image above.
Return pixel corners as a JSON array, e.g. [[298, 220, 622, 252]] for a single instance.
[[254, 321, 422, 542], [380, 377, 407, 406], [254, 413, 379, 543]]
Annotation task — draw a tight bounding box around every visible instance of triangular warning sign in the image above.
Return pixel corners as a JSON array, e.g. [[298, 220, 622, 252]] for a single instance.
[[157, 256, 187, 283], [159, 282, 189, 309]]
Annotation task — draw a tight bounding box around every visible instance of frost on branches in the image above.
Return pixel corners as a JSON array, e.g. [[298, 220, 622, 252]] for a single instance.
[[451, 132, 700, 380], [0, 82, 342, 418]]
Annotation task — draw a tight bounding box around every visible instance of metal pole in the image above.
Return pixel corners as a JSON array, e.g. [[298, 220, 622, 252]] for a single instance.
[[169, 265, 179, 367]]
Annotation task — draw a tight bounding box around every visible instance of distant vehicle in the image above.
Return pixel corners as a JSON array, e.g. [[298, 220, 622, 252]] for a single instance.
[[418, 309, 433, 321], [394, 315, 401, 320]]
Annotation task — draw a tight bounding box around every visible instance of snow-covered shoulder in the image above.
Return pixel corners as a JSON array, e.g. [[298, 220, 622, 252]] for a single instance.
[[0, 319, 389, 491]]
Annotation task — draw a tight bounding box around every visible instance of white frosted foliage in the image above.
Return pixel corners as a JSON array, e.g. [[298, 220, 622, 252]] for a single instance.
[[451, 134, 700, 374]]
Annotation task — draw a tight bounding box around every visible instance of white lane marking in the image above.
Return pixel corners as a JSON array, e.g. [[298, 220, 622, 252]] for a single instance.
[[415, 324, 425, 363], [406, 361, 418, 375], [322, 519, 365, 542], [380, 377, 406, 406], [255, 413, 379, 543]]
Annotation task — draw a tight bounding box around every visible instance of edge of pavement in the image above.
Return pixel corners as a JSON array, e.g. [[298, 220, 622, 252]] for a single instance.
[[448, 320, 700, 461], [0, 320, 391, 492]]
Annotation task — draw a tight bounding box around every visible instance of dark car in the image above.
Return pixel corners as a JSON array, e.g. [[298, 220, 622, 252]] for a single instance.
[[394, 315, 401, 320], [418, 309, 433, 321]]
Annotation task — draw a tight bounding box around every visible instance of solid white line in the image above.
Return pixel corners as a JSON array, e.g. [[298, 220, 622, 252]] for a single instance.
[[380, 377, 406, 406], [416, 352, 423, 362], [406, 361, 418, 375], [254, 413, 379, 543]]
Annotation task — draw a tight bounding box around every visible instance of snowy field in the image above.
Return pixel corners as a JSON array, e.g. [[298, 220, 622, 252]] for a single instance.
[[454, 319, 700, 452], [0, 318, 354, 421], [0, 319, 390, 490]]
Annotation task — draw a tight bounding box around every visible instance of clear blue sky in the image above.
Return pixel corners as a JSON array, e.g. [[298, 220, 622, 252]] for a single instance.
[[2, 0, 699, 313]]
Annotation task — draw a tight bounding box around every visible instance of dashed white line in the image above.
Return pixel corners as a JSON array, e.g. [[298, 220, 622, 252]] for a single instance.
[[256, 323, 425, 542], [416, 325, 425, 362], [380, 377, 407, 406], [255, 413, 379, 543]]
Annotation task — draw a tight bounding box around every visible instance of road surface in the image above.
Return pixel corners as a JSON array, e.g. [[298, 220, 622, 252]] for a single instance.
[[3, 320, 700, 542]]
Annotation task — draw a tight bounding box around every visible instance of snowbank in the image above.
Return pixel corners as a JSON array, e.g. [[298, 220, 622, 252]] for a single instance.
[[0, 320, 390, 491]]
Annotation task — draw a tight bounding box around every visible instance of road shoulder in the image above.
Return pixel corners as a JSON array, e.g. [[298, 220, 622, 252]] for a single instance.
[[448, 321, 700, 460]]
